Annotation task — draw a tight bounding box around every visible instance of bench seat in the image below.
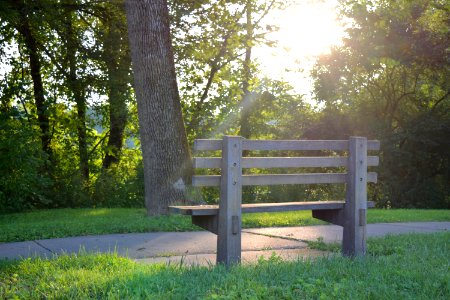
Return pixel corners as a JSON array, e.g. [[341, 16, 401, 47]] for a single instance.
[[169, 201, 375, 216]]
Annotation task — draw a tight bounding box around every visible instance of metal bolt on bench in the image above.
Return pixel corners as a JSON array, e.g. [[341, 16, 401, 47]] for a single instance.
[[169, 136, 380, 266]]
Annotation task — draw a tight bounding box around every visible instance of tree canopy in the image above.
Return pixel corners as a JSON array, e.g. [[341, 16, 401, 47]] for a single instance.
[[0, 0, 448, 214]]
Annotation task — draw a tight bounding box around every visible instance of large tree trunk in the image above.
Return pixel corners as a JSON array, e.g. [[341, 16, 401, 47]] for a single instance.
[[125, 0, 192, 215]]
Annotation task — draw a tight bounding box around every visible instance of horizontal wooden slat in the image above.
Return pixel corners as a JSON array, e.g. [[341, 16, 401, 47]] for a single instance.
[[244, 157, 348, 168], [169, 201, 375, 216], [193, 156, 379, 169], [243, 140, 349, 151], [368, 140, 381, 151], [194, 139, 222, 151], [242, 173, 347, 185], [192, 172, 378, 186], [194, 138, 380, 151], [369, 156, 379, 166], [369, 172, 377, 183], [193, 157, 220, 168], [191, 173, 378, 186], [192, 175, 221, 186]]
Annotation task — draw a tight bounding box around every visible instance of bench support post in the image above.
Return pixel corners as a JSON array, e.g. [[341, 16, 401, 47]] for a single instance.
[[217, 136, 243, 266], [343, 136, 368, 256]]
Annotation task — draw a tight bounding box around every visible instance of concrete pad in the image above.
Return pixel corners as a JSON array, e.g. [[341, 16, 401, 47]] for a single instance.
[[367, 222, 450, 237], [1, 222, 448, 261], [0, 241, 51, 260], [244, 222, 450, 243], [244, 225, 343, 243], [35, 231, 306, 259], [136, 248, 330, 267]]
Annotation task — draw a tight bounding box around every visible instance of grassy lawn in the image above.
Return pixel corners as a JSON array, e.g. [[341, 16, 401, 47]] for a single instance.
[[1, 232, 449, 299], [0, 208, 449, 243]]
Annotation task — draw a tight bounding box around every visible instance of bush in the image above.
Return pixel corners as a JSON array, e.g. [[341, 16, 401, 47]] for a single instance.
[[0, 111, 52, 213]]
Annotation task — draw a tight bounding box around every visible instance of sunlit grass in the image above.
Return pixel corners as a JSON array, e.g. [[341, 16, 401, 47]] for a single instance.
[[1, 232, 449, 299], [0, 208, 449, 243]]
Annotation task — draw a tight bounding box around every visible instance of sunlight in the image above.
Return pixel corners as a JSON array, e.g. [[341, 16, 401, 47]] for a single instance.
[[254, 0, 344, 99]]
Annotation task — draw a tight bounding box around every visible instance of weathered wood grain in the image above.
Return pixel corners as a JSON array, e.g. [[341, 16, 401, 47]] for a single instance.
[[173, 136, 380, 265], [168, 201, 375, 216], [192, 172, 377, 186], [193, 156, 379, 169], [217, 136, 242, 265], [194, 139, 380, 151], [343, 136, 368, 256]]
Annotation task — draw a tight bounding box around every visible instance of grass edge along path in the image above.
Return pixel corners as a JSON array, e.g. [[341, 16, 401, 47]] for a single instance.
[[0, 208, 449, 243], [1, 232, 449, 299]]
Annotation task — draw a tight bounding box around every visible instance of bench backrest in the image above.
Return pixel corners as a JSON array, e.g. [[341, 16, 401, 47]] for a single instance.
[[189, 136, 380, 264], [192, 136, 380, 189]]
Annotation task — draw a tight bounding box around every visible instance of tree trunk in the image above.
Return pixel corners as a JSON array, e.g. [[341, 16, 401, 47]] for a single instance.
[[15, 1, 52, 160], [102, 4, 130, 170], [125, 0, 192, 215]]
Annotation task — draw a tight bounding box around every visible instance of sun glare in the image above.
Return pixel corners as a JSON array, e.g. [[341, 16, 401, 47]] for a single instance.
[[276, 4, 343, 56], [254, 0, 344, 98]]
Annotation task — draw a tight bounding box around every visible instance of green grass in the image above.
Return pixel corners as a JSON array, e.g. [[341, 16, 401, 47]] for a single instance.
[[0, 208, 449, 242], [1, 232, 449, 299]]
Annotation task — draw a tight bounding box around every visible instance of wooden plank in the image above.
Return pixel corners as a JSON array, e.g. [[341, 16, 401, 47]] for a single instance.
[[192, 172, 377, 187], [193, 157, 220, 168], [194, 138, 380, 151], [343, 136, 368, 256], [243, 140, 348, 151], [192, 175, 221, 186], [242, 173, 347, 185], [244, 157, 347, 168], [368, 172, 377, 183], [169, 205, 217, 216], [194, 156, 379, 169], [368, 140, 380, 151], [194, 139, 222, 151], [169, 201, 375, 216], [368, 156, 379, 166], [245, 139, 380, 151], [241, 201, 344, 213], [217, 136, 242, 266]]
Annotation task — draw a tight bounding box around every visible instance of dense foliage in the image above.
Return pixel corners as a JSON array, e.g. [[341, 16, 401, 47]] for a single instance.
[[312, 0, 450, 208], [0, 0, 448, 213]]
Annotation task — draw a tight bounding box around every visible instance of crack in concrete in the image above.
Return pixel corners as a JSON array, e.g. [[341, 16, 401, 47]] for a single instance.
[[242, 230, 313, 246], [33, 241, 54, 254]]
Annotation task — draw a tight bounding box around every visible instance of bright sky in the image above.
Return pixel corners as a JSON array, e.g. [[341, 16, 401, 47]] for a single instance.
[[253, 0, 344, 103]]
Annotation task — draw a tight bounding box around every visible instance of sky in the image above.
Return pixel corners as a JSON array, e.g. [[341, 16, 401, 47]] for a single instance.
[[253, 0, 345, 103]]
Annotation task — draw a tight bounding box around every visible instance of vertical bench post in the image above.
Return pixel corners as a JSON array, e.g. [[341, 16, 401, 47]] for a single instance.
[[217, 136, 243, 265], [343, 136, 368, 256]]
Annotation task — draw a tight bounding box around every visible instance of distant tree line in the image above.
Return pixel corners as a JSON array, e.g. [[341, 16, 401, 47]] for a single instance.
[[0, 0, 448, 214]]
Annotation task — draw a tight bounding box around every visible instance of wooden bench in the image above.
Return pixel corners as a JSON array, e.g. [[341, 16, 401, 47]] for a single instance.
[[169, 136, 380, 266]]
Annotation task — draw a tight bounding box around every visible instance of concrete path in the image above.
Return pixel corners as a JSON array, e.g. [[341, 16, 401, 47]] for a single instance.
[[1, 222, 449, 265]]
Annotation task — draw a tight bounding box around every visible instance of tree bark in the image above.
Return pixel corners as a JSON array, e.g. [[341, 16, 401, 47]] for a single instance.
[[14, 0, 52, 160], [125, 0, 192, 215]]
